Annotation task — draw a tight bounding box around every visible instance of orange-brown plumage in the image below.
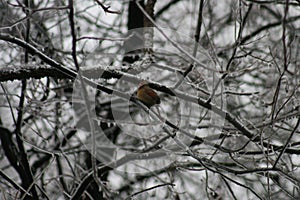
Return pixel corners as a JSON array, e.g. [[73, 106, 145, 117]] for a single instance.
[[137, 81, 160, 108]]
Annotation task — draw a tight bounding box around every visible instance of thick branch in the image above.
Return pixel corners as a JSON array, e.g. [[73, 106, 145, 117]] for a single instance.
[[0, 65, 67, 81]]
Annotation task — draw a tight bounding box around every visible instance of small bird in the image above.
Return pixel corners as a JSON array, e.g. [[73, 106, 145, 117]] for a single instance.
[[137, 81, 161, 108]]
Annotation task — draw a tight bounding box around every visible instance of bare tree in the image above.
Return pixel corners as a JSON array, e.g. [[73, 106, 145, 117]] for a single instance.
[[0, 0, 300, 199]]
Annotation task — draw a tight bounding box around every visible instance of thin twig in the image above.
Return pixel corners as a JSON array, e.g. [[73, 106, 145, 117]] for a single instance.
[[136, 1, 219, 73], [273, 117, 300, 168], [94, 0, 120, 14], [125, 183, 175, 200], [68, 0, 101, 195], [206, 3, 253, 104], [174, 0, 205, 88]]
